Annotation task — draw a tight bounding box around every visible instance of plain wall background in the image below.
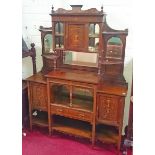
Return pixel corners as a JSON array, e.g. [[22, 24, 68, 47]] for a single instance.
[[22, 0, 133, 134]]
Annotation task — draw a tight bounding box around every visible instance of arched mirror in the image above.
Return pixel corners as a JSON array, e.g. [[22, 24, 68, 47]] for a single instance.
[[44, 34, 53, 53], [106, 37, 123, 59]]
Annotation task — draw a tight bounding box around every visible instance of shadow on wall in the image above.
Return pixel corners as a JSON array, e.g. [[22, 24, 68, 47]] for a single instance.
[[122, 59, 133, 134], [22, 47, 43, 79]]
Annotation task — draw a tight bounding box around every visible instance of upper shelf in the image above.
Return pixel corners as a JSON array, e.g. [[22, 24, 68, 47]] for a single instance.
[[39, 26, 52, 33]]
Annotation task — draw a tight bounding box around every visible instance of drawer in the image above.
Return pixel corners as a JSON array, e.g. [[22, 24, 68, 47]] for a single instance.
[[51, 105, 68, 116], [49, 79, 71, 85], [68, 109, 93, 122], [51, 104, 93, 122]]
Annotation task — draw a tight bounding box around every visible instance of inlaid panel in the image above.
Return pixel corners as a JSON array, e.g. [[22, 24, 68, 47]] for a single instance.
[[97, 94, 121, 124], [30, 82, 48, 111], [67, 24, 85, 50]]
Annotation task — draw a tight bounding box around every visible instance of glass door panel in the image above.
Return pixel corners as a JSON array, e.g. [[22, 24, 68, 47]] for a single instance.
[[72, 86, 93, 111], [50, 83, 70, 106]]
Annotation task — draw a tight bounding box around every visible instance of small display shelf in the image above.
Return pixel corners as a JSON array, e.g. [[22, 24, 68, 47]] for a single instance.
[[51, 115, 92, 139], [96, 124, 119, 144], [32, 110, 48, 127]]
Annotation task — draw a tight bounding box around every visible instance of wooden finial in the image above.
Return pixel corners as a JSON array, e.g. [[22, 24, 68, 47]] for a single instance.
[[51, 5, 54, 13], [30, 43, 35, 48], [101, 5, 103, 13]]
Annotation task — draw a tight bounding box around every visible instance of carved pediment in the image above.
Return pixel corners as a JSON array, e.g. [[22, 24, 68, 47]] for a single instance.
[[53, 6, 103, 15]]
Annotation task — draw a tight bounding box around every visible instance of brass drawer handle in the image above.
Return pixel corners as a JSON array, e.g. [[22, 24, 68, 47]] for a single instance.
[[79, 114, 85, 117], [103, 114, 107, 118], [106, 109, 110, 113], [57, 109, 63, 112], [107, 99, 110, 107]]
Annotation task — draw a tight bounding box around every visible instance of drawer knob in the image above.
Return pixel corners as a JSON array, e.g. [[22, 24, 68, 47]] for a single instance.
[[79, 114, 84, 117], [57, 109, 62, 112], [106, 109, 110, 113]]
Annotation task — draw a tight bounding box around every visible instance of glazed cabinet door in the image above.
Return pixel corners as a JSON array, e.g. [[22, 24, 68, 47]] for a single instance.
[[97, 93, 124, 126], [29, 82, 48, 111]]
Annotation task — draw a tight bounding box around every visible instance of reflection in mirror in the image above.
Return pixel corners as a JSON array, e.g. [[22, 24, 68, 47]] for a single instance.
[[55, 22, 63, 35], [88, 38, 99, 52], [95, 24, 99, 34], [89, 24, 95, 34], [88, 23, 99, 52], [50, 83, 70, 105], [55, 36, 64, 48], [89, 23, 99, 35], [106, 37, 123, 59], [63, 51, 98, 67], [72, 86, 93, 111], [44, 34, 53, 53]]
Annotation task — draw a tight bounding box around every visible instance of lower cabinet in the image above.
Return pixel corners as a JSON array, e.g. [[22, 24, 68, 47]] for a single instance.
[[96, 93, 125, 151], [27, 77, 126, 152], [28, 81, 48, 129], [97, 93, 124, 125]]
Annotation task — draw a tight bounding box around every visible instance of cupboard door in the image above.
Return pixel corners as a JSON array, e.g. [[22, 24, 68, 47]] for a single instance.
[[29, 82, 48, 111], [97, 94, 123, 125]]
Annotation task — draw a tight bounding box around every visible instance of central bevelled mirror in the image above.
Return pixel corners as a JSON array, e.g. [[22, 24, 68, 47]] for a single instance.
[[63, 51, 98, 67]]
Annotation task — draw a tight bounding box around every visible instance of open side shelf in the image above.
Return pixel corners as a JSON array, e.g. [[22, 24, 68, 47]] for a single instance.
[[51, 115, 92, 139], [32, 110, 48, 127], [96, 124, 119, 144]]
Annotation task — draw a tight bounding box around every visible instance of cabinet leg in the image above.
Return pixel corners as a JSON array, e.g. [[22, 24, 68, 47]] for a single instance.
[[30, 125, 32, 131], [29, 112, 32, 131], [48, 130, 51, 136], [48, 127, 52, 136], [91, 139, 95, 146], [117, 142, 121, 152], [117, 135, 121, 153], [92, 123, 95, 147]]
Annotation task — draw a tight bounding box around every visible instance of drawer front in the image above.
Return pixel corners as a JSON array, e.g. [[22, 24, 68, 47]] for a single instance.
[[29, 82, 48, 111], [49, 79, 94, 89], [51, 105, 93, 122], [51, 105, 68, 116], [97, 94, 123, 124], [49, 79, 71, 85], [69, 109, 93, 122]]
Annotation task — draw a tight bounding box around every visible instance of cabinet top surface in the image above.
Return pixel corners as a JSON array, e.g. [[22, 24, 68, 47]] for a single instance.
[[45, 69, 100, 84], [97, 84, 128, 96], [26, 72, 47, 84], [26, 72, 128, 96]]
